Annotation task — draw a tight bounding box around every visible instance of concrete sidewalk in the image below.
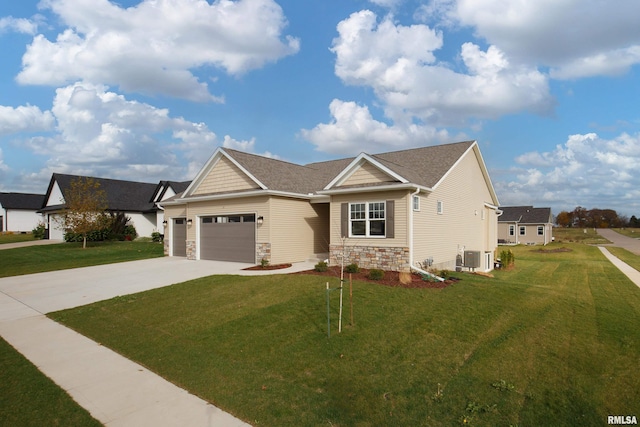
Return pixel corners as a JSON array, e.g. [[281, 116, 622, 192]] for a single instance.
[[0, 257, 315, 426], [0, 239, 64, 250], [598, 247, 640, 289]]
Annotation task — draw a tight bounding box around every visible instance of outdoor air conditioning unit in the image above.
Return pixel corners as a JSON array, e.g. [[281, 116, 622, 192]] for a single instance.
[[464, 251, 481, 268]]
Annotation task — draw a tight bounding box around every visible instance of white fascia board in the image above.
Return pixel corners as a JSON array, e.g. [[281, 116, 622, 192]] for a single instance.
[[318, 183, 431, 195], [182, 148, 268, 198], [160, 189, 318, 206], [323, 153, 408, 190]]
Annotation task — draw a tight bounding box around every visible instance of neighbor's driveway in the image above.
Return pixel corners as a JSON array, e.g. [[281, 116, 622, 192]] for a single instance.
[[597, 228, 640, 255]]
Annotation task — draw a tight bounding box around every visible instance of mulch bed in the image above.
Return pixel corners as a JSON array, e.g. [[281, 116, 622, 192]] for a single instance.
[[292, 266, 458, 289], [243, 263, 292, 271]]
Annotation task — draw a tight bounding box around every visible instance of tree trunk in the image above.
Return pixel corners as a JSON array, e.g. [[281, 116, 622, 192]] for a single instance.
[[83, 235, 87, 249]]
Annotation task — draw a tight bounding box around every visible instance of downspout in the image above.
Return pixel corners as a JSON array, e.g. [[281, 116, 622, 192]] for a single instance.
[[408, 186, 444, 282]]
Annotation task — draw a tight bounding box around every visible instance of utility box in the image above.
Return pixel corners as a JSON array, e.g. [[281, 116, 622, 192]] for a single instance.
[[464, 251, 481, 268]]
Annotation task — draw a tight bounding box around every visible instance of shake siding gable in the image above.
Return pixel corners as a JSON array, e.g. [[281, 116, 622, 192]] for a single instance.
[[413, 149, 495, 270], [340, 162, 398, 186], [193, 156, 259, 195]]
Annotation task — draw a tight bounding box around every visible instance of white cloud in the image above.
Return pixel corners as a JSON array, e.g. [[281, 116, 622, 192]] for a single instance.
[[447, 0, 640, 79], [300, 99, 454, 155], [331, 10, 553, 127], [0, 16, 39, 35], [0, 105, 55, 136], [17, 0, 300, 101], [499, 132, 640, 215]]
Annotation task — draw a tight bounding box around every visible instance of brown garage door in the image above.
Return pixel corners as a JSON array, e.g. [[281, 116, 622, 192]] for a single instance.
[[172, 218, 187, 257], [200, 214, 255, 263]]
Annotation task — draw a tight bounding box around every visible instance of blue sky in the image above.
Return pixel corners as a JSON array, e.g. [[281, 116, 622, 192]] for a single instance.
[[1, 0, 640, 217]]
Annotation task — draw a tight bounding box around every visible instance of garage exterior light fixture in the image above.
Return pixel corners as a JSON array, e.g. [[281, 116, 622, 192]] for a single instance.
[[257, 216, 264, 225]]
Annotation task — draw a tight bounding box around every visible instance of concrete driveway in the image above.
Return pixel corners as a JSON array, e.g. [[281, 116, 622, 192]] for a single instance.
[[597, 228, 640, 255], [0, 257, 314, 426]]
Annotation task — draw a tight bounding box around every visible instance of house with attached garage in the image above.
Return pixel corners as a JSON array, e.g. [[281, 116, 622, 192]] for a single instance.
[[39, 173, 190, 240], [498, 206, 553, 245], [161, 140, 501, 273], [0, 192, 45, 233]]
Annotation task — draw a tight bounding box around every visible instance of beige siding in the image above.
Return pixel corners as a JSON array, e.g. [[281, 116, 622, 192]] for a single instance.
[[500, 223, 552, 245], [330, 190, 410, 248], [340, 162, 397, 187], [413, 150, 498, 271], [269, 198, 330, 264], [193, 156, 259, 195]]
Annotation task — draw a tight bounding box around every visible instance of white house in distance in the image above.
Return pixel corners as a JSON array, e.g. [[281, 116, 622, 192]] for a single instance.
[[40, 173, 190, 240], [0, 192, 45, 233]]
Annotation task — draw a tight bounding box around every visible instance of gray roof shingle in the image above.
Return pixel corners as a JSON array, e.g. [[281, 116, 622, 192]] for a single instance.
[[499, 206, 552, 224], [0, 192, 45, 210]]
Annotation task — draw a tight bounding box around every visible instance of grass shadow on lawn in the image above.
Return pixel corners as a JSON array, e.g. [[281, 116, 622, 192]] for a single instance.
[[49, 243, 640, 426]]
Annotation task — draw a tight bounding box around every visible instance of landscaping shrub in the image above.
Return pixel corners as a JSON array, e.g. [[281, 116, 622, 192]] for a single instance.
[[499, 249, 515, 269], [32, 222, 46, 239], [344, 263, 360, 273], [368, 269, 384, 280], [151, 232, 164, 243], [314, 261, 328, 272]]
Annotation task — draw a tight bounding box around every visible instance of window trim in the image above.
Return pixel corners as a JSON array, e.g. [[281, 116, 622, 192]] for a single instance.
[[349, 201, 386, 238], [519, 226, 526, 236], [437, 200, 444, 215], [537, 225, 544, 236], [412, 195, 420, 211], [509, 225, 515, 236]]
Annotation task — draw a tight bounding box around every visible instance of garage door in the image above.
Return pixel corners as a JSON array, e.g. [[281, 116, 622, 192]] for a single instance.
[[172, 218, 187, 257], [200, 214, 255, 263]]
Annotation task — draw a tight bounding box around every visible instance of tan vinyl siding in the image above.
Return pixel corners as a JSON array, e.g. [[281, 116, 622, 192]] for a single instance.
[[193, 156, 259, 195], [163, 205, 187, 220], [268, 198, 330, 264], [330, 190, 410, 247], [413, 150, 497, 271], [340, 162, 397, 186]]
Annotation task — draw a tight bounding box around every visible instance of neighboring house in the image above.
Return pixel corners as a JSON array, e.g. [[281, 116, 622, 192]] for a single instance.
[[0, 192, 45, 233], [498, 206, 553, 245], [40, 173, 189, 240], [161, 140, 501, 272]]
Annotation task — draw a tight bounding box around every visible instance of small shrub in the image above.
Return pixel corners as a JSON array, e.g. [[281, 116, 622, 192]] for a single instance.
[[32, 222, 46, 239], [344, 263, 359, 273], [315, 261, 328, 272], [499, 249, 515, 268], [151, 232, 164, 243], [260, 258, 270, 268], [123, 224, 137, 240], [368, 269, 384, 280]]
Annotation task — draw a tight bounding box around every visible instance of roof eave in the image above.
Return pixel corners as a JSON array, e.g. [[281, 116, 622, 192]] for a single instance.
[[317, 183, 431, 195]]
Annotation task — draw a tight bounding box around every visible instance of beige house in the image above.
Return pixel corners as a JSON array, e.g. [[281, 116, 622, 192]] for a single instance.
[[498, 206, 553, 245], [161, 140, 501, 272]]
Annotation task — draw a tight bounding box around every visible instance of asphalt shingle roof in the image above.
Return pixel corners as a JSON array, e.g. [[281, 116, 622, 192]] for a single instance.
[[499, 206, 552, 224], [0, 192, 45, 210]]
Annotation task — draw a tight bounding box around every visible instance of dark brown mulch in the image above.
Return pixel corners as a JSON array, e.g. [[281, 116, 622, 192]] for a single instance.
[[243, 263, 293, 271], [291, 266, 457, 289]]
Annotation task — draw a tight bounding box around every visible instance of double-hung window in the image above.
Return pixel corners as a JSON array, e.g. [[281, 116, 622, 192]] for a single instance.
[[350, 202, 385, 237]]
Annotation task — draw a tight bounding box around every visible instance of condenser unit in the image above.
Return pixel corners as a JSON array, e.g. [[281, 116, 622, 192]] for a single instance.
[[464, 251, 481, 269]]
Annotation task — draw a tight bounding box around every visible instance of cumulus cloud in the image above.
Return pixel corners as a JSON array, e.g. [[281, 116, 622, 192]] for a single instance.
[[0, 105, 55, 135], [300, 99, 455, 155], [498, 132, 640, 215], [17, 0, 300, 101], [331, 10, 553, 127], [444, 0, 640, 79]]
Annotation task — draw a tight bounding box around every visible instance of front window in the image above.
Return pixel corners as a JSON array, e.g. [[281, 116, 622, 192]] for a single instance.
[[350, 202, 385, 237], [519, 226, 526, 236], [509, 225, 515, 236], [538, 226, 544, 235]]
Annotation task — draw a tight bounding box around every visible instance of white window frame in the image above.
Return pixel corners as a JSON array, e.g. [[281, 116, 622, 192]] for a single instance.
[[437, 200, 444, 215], [537, 225, 544, 236], [412, 195, 420, 211], [519, 226, 526, 236], [349, 201, 386, 238], [509, 225, 515, 236]]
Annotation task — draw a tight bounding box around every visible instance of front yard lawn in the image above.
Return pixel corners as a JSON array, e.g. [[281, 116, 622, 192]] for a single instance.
[[50, 243, 640, 426], [0, 240, 164, 278], [0, 232, 35, 244], [0, 337, 101, 427]]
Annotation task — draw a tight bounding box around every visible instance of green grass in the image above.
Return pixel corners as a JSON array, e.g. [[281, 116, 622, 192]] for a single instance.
[[50, 243, 640, 426], [611, 228, 640, 239], [0, 336, 101, 427], [552, 227, 611, 245], [607, 246, 640, 272], [0, 232, 36, 244], [0, 240, 164, 278]]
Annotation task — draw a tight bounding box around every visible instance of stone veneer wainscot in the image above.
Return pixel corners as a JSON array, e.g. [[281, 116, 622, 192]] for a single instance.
[[329, 245, 410, 272]]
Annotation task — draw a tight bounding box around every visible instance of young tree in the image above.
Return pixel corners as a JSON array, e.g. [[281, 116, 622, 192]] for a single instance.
[[60, 177, 108, 248]]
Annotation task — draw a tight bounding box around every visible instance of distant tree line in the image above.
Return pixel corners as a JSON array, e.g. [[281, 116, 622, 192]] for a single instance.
[[555, 206, 640, 228]]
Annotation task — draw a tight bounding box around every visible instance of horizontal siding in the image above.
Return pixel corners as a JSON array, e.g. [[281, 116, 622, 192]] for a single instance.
[[193, 156, 259, 195], [269, 198, 329, 263], [341, 162, 396, 186], [330, 190, 410, 248], [413, 150, 497, 271]]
